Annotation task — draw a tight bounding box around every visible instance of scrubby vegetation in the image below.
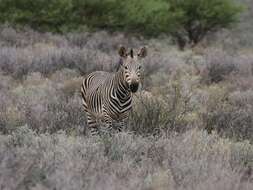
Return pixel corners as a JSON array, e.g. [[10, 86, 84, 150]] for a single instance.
[[1, 126, 252, 190], [0, 25, 253, 189]]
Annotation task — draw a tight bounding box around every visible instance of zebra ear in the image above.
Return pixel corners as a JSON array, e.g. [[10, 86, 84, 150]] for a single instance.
[[137, 47, 147, 58], [129, 49, 134, 58], [118, 46, 127, 57]]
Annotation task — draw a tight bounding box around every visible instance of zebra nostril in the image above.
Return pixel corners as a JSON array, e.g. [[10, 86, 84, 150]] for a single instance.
[[129, 83, 139, 93]]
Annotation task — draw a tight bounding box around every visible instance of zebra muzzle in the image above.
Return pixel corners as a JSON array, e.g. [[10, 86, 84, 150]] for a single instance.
[[129, 83, 139, 93]]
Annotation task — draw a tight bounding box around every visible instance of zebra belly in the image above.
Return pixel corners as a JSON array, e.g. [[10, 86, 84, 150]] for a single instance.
[[86, 90, 105, 121], [105, 98, 132, 121]]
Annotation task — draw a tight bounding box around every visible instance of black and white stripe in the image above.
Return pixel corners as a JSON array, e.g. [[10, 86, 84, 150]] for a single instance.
[[81, 46, 147, 135]]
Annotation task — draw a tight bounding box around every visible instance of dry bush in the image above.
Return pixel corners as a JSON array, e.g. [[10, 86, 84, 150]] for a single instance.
[[0, 91, 20, 134], [0, 126, 252, 190], [0, 73, 21, 134], [0, 71, 86, 134], [200, 49, 238, 84], [0, 28, 139, 80], [198, 85, 253, 142], [195, 49, 253, 142], [130, 92, 167, 135], [130, 71, 199, 136], [226, 90, 253, 141], [66, 31, 143, 52], [0, 25, 69, 47], [0, 45, 117, 80]]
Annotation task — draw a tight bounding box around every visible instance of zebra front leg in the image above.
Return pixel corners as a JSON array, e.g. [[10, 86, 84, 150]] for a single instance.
[[105, 121, 114, 134], [117, 119, 127, 132], [102, 115, 114, 135], [104, 118, 127, 133], [86, 112, 99, 136]]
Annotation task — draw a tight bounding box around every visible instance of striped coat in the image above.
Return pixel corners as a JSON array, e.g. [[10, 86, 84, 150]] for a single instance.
[[81, 46, 147, 134]]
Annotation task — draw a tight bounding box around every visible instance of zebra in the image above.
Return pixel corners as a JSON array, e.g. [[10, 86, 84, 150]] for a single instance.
[[81, 46, 147, 135]]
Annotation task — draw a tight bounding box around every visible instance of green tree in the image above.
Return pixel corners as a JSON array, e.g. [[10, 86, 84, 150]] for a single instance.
[[116, 0, 172, 35], [165, 0, 243, 49], [0, 0, 243, 47], [0, 0, 73, 32], [103, 0, 243, 49]]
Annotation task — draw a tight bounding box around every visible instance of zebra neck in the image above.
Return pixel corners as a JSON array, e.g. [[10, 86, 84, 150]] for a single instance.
[[113, 69, 131, 100]]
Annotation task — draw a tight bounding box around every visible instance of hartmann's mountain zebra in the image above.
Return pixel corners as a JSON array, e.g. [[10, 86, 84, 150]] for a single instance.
[[81, 46, 147, 134]]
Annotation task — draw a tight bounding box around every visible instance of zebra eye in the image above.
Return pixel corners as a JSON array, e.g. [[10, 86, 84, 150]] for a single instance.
[[124, 66, 128, 69], [138, 66, 142, 69]]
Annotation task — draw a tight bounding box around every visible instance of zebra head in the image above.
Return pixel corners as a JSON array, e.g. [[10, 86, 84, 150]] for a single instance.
[[118, 46, 147, 93]]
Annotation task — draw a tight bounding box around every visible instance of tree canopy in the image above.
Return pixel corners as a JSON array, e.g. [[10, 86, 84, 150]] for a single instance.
[[0, 0, 243, 48]]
